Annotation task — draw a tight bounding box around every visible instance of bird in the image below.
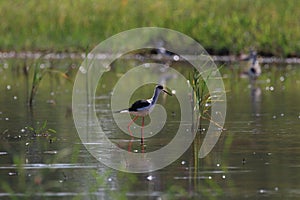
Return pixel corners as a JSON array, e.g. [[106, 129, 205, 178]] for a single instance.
[[150, 40, 179, 63], [241, 50, 261, 80], [116, 84, 172, 145], [247, 51, 261, 80]]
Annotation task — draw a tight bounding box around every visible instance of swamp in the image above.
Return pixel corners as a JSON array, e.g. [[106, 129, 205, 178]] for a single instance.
[[0, 54, 300, 199], [1, 0, 300, 199]]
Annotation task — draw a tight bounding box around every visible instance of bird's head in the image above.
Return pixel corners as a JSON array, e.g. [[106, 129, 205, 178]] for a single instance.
[[241, 50, 257, 60], [156, 85, 172, 96]]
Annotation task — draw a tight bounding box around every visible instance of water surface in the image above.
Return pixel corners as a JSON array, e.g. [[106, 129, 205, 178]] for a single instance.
[[0, 58, 300, 199]]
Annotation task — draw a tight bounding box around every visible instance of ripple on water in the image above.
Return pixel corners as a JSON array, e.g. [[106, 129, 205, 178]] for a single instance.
[[0, 163, 98, 170]]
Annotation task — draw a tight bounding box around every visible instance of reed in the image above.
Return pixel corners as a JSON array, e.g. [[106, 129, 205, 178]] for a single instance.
[[28, 61, 71, 107], [189, 68, 212, 130]]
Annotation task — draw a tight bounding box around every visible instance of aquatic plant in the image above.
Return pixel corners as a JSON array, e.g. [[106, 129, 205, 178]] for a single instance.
[[188, 68, 211, 189], [27, 120, 56, 137], [189, 68, 212, 130], [189, 66, 227, 130], [189, 66, 227, 187], [28, 61, 71, 107], [28, 62, 43, 106]]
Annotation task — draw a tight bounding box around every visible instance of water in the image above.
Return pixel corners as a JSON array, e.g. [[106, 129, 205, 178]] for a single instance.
[[0, 57, 300, 199]]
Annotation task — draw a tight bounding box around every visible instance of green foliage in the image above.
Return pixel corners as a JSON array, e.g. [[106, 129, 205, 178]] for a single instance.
[[189, 68, 212, 129], [0, 0, 299, 56], [27, 120, 57, 136], [25, 120, 58, 144]]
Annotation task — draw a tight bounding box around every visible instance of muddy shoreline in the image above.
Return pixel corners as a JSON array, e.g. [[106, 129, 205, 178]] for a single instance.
[[1, 51, 300, 64]]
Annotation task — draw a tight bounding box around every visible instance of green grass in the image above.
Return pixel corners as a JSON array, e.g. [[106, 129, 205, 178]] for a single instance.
[[0, 0, 299, 57]]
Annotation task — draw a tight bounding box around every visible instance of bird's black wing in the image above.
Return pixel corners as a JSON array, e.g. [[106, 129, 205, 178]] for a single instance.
[[128, 100, 150, 111], [249, 67, 256, 74]]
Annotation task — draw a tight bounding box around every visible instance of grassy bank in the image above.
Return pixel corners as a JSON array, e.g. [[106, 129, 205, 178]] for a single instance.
[[0, 0, 299, 57]]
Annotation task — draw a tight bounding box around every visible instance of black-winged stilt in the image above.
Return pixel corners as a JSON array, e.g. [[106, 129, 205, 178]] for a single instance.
[[116, 84, 172, 145], [241, 50, 261, 79]]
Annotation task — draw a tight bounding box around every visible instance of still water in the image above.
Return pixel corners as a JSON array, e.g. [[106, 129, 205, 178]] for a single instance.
[[0, 57, 300, 199]]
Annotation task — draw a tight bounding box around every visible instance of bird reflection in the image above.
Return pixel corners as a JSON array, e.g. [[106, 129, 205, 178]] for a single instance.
[[250, 86, 261, 116]]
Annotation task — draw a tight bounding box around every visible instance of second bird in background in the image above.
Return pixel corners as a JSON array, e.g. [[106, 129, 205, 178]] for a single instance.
[[240, 50, 262, 80]]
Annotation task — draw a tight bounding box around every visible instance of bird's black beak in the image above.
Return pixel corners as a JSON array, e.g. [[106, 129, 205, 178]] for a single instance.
[[163, 89, 172, 96]]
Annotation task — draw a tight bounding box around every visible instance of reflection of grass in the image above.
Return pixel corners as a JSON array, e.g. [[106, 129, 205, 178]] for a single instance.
[[0, 155, 48, 200], [165, 185, 188, 199], [1, 155, 26, 200], [0, 129, 81, 199], [86, 169, 138, 200]]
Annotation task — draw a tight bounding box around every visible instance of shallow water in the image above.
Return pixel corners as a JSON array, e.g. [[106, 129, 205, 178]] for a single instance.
[[0, 58, 300, 199]]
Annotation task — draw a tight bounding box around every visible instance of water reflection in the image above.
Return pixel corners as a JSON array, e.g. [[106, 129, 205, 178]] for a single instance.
[[250, 84, 262, 135]]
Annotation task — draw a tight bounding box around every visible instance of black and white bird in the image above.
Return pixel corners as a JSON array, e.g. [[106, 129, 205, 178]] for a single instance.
[[241, 50, 261, 80], [116, 85, 172, 144]]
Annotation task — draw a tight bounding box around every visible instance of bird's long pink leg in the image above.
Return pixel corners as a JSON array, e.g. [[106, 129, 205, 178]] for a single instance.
[[141, 117, 145, 145], [127, 116, 139, 137]]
